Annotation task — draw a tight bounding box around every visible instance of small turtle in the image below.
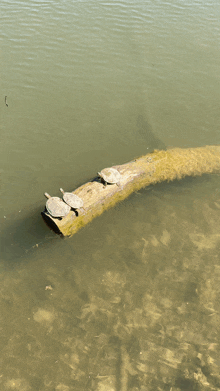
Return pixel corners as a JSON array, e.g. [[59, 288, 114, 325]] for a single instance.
[[60, 188, 84, 214], [44, 192, 71, 218], [98, 167, 121, 187]]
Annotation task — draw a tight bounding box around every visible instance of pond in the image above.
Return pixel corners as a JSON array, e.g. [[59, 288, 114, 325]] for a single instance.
[[1, 0, 220, 390]]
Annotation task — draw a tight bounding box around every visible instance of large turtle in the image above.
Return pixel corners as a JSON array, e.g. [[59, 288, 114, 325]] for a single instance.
[[60, 188, 84, 214], [98, 167, 121, 187], [44, 192, 71, 218]]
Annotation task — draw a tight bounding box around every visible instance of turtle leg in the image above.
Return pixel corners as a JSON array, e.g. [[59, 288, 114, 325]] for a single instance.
[[76, 207, 85, 216], [102, 179, 107, 188], [117, 181, 123, 190], [99, 177, 107, 188]]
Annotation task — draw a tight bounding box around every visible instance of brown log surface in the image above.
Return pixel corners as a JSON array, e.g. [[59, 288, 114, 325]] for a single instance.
[[42, 145, 220, 236]]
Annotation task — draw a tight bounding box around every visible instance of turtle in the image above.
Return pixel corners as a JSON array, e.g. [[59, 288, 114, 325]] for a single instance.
[[44, 192, 71, 218], [98, 167, 121, 187], [60, 188, 84, 214]]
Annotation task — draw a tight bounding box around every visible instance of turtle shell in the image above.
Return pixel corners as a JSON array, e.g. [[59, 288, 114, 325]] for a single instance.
[[60, 188, 84, 209], [99, 167, 121, 184], [62, 192, 84, 209], [46, 196, 71, 217]]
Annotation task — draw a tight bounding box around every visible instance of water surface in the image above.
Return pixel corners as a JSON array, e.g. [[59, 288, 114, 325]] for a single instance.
[[1, 1, 220, 390]]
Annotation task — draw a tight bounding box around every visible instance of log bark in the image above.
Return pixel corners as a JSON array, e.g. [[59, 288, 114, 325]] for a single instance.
[[41, 145, 220, 237]]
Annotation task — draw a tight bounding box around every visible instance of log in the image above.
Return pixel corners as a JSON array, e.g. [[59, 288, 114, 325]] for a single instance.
[[41, 145, 220, 237]]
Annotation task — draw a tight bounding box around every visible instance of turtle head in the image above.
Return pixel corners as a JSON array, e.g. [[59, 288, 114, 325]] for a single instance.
[[44, 192, 51, 199]]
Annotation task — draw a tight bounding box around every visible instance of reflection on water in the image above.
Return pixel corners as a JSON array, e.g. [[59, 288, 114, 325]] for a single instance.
[[1, 176, 220, 390]]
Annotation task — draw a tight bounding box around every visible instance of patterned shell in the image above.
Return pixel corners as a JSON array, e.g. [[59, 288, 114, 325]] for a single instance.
[[60, 188, 84, 209], [45, 196, 71, 217], [99, 167, 121, 184]]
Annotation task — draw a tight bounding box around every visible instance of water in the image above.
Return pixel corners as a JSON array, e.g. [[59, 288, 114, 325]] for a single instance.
[[1, 0, 220, 389]]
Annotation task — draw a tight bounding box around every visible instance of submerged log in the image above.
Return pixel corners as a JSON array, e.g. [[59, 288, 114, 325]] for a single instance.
[[42, 145, 220, 237]]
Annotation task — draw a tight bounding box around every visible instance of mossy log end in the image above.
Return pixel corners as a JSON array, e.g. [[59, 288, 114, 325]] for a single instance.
[[42, 145, 220, 237]]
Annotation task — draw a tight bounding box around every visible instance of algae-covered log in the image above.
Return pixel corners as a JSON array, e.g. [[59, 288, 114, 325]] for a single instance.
[[42, 145, 220, 237]]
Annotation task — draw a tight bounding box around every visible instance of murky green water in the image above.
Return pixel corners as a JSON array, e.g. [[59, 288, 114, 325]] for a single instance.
[[1, 1, 220, 390]]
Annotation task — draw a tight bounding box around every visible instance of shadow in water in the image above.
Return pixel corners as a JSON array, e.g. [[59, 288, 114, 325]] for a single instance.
[[136, 115, 166, 151], [0, 204, 59, 266]]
